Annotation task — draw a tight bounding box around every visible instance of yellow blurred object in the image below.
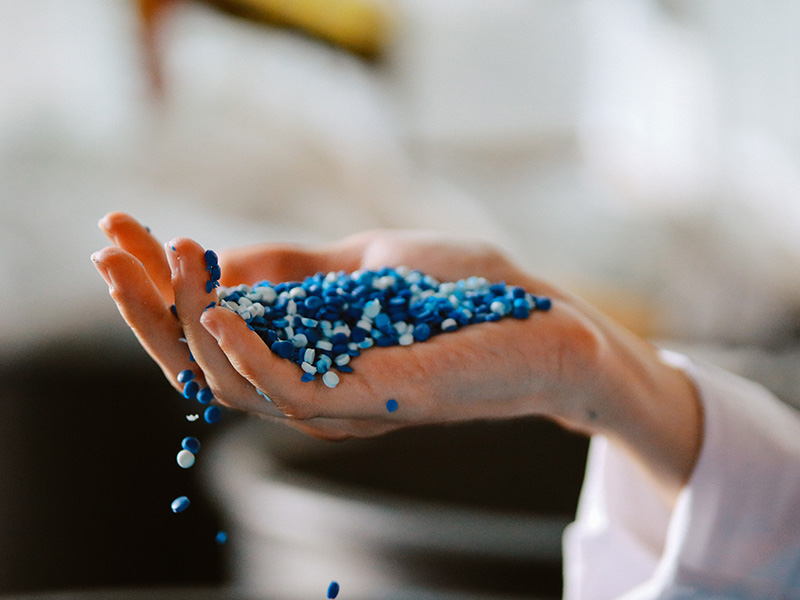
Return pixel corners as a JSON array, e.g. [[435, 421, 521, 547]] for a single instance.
[[135, 0, 391, 96], [205, 0, 392, 59]]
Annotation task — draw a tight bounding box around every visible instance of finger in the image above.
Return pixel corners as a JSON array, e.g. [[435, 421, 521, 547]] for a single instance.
[[98, 211, 174, 303], [91, 246, 190, 390], [200, 305, 429, 421], [166, 237, 285, 417]]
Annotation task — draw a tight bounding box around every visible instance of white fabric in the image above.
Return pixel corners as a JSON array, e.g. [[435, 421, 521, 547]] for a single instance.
[[564, 350, 800, 599]]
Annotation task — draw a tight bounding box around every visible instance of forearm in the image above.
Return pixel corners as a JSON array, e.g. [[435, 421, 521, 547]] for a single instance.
[[545, 296, 704, 505]]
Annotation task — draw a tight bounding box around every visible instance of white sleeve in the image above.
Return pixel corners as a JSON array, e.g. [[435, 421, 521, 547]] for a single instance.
[[562, 350, 800, 600]]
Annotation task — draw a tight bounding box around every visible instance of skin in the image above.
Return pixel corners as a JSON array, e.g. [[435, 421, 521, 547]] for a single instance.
[[92, 211, 703, 505]]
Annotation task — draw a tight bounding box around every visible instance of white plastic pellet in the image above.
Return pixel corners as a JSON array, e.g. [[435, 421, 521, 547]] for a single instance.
[[398, 333, 415, 346], [490, 301, 506, 315], [291, 333, 308, 348], [322, 371, 340, 388], [334, 354, 350, 366], [301, 362, 317, 374], [441, 318, 458, 331], [177, 450, 196, 469], [332, 324, 351, 336], [316, 340, 333, 351], [258, 286, 277, 304], [363, 299, 381, 319], [288, 287, 307, 299], [303, 348, 316, 364]]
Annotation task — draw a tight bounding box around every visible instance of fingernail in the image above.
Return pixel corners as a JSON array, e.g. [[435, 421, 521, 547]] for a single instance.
[[200, 308, 220, 338], [91, 253, 113, 288], [165, 241, 180, 274]]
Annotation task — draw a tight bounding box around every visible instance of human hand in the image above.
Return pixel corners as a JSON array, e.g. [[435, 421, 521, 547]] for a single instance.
[[92, 212, 701, 500]]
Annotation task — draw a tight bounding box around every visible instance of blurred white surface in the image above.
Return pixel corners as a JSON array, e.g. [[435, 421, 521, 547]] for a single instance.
[[2, 0, 800, 355]]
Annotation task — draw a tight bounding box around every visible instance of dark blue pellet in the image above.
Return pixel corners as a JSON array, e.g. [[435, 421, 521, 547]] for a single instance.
[[183, 380, 199, 400], [204, 249, 219, 267], [204, 406, 222, 424], [327, 581, 340, 599], [534, 296, 552, 311], [330, 332, 349, 345], [205, 280, 214, 294], [386, 399, 398, 413], [301, 372, 316, 382], [171, 496, 190, 513], [209, 264, 222, 281], [170, 304, 179, 318], [271, 340, 295, 359], [177, 369, 195, 384], [181, 436, 201, 454], [197, 387, 214, 404], [413, 323, 431, 341]]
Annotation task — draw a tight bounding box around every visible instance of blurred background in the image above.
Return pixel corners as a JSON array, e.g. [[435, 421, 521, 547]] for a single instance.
[[2, 0, 800, 598]]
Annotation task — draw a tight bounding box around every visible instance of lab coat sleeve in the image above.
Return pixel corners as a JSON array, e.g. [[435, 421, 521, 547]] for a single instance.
[[562, 350, 800, 600]]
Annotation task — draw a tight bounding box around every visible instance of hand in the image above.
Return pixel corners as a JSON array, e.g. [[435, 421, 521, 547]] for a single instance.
[[92, 212, 702, 501]]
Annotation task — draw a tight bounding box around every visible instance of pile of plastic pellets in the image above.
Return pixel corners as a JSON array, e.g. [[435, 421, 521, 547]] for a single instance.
[[216, 265, 551, 389]]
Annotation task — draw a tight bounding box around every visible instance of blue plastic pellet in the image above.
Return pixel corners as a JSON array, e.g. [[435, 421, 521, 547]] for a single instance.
[[170, 304, 179, 318], [205, 280, 214, 294], [534, 296, 552, 311], [196, 387, 214, 404], [301, 372, 316, 382], [327, 581, 340, 599], [386, 399, 398, 413], [171, 496, 190, 513], [512, 299, 530, 319], [215, 531, 228, 544], [183, 380, 199, 400], [413, 323, 431, 341], [271, 340, 295, 359], [177, 369, 194, 384], [204, 249, 219, 267], [204, 406, 222, 424], [181, 436, 201, 454]]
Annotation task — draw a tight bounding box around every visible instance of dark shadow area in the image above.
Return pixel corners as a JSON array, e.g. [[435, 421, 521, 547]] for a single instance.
[[0, 337, 228, 594]]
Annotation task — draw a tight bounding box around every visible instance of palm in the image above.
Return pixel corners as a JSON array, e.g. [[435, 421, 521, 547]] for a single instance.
[[93, 212, 593, 439]]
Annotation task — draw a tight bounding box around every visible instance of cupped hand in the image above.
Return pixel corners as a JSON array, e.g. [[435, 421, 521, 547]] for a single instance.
[[91, 212, 609, 439]]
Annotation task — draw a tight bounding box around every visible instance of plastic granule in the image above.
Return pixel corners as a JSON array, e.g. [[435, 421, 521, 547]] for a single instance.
[[186, 414, 199, 421], [204, 405, 222, 424], [327, 581, 340, 599], [322, 371, 340, 389], [177, 369, 194, 384], [215, 531, 228, 544], [215, 267, 551, 387], [386, 399, 398, 413], [171, 496, 190, 513], [196, 387, 214, 404], [181, 436, 201, 454], [176, 449, 195, 469], [183, 380, 199, 400]]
